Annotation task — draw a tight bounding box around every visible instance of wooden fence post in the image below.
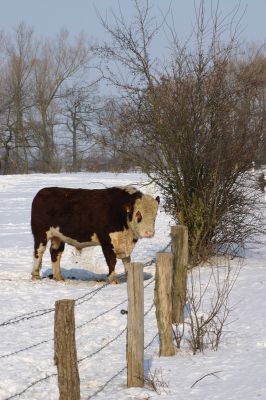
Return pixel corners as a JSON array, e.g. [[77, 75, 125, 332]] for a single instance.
[[171, 225, 188, 324], [127, 262, 144, 388], [54, 299, 80, 400], [155, 252, 176, 356]]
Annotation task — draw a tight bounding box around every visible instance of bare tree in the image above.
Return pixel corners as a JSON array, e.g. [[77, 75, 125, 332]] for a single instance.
[[2, 23, 38, 173], [0, 24, 97, 174], [61, 84, 99, 172], [0, 102, 14, 174], [97, 0, 266, 265], [31, 30, 90, 172]]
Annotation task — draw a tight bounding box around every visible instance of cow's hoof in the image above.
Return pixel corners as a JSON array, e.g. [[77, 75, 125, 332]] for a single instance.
[[110, 279, 119, 284], [54, 275, 65, 282], [107, 274, 120, 284], [31, 275, 40, 281]]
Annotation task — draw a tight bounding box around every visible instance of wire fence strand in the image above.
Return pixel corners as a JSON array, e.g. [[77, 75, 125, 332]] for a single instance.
[[4, 373, 57, 400], [86, 332, 159, 400], [1, 245, 171, 400], [0, 276, 155, 361]]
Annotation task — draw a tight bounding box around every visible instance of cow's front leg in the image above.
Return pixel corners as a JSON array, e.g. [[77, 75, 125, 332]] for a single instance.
[[50, 239, 65, 281], [100, 238, 119, 283], [32, 240, 47, 280], [122, 256, 131, 275]]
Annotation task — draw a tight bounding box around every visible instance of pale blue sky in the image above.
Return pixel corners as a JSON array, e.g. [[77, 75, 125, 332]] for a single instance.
[[0, 0, 264, 95], [0, 0, 265, 46]]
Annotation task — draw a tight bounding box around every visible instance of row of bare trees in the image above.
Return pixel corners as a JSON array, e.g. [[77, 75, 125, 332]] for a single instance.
[[0, 23, 101, 174]]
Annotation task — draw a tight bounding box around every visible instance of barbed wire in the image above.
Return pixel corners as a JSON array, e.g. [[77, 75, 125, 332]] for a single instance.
[[143, 241, 171, 268], [1, 307, 155, 400], [1, 298, 156, 400], [78, 301, 155, 365], [75, 282, 109, 306], [0, 281, 109, 328], [0, 338, 52, 361], [0, 296, 127, 361], [0, 243, 171, 400], [4, 372, 57, 400], [79, 326, 127, 365], [86, 331, 159, 400], [76, 298, 127, 330], [0, 276, 155, 361], [1, 321, 128, 400], [0, 239, 170, 329], [0, 307, 55, 328], [86, 365, 127, 400]]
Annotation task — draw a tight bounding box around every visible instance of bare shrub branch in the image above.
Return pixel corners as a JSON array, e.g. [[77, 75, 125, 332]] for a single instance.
[[96, 0, 266, 264], [185, 257, 240, 354], [144, 368, 169, 395]]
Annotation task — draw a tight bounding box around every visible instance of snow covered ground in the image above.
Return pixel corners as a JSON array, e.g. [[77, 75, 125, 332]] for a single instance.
[[0, 172, 266, 400]]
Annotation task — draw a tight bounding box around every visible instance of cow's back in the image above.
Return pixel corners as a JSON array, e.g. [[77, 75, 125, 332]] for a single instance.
[[31, 186, 140, 243]]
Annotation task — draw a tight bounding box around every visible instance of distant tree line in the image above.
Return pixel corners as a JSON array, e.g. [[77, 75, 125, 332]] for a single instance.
[[0, 14, 265, 179], [0, 23, 117, 174]]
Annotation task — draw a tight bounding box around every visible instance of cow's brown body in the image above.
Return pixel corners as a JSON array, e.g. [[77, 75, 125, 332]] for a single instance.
[[31, 186, 159, 281]]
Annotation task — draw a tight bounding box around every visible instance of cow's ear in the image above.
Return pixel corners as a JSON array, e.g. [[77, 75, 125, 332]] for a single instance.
[[125, 203, 133, 214], [125, 203, 134, 221], [155, 196, 160, 204]]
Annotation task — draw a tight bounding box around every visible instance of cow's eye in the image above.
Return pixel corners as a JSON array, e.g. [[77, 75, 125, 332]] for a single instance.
[[136, 211, 142, 223]]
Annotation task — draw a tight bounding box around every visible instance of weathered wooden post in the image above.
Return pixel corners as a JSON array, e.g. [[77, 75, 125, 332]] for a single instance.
[[155, 252, 176, 356], [127, 262, 144, 388], [54, 299, 80, 400], [171, 225, 188, 324]]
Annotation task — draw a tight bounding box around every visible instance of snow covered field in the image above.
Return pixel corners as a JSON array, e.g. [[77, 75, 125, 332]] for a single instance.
[[0, 172, 266, 400]]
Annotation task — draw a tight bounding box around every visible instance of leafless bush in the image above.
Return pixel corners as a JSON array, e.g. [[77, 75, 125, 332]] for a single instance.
[[173, 321, 185, 350], [96, 0, 266, 265], [144, 368, 169, 395], [181, 257, 240, 354]]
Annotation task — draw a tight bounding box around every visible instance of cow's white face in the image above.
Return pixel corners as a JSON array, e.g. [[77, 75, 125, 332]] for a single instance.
[[130, 195, 160, 239]]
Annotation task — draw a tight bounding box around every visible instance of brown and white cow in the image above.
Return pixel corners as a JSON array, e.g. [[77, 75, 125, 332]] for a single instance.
[[31, 186, 160, 282]]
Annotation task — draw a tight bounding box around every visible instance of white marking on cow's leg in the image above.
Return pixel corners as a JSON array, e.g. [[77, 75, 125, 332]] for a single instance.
[[50, 240, 65, 281], [31, 243, 46, 280], [122, 256, 131, 275], [52, 251, 64, 281], [51, 237, 61, 250]]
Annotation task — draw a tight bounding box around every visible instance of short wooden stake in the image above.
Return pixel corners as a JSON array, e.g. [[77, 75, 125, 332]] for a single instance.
[[54, 299, 80, 400], [155, 253, 175, 356], [171, 225, 188, 324], [127, 263, 144, 388]]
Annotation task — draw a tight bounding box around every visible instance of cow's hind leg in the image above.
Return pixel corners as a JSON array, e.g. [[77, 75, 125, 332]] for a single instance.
[[32, 241, 47, 280], [50, 237, 65, 281]]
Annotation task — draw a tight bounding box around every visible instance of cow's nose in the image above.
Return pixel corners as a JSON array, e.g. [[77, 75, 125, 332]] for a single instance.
[[144, 230, 154, 238]]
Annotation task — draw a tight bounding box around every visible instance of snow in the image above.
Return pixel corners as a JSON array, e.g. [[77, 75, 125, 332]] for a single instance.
[[0, 172, 266, 400]]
